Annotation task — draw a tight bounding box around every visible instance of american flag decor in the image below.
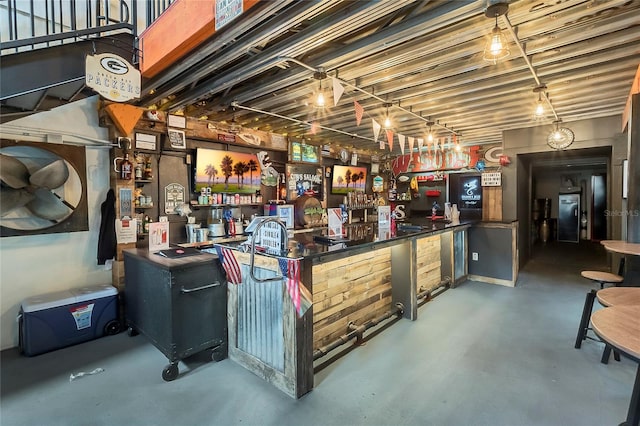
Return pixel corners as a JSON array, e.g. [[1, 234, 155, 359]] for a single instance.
[[214, 245, 242, 284], [278, 257, 302, 315]]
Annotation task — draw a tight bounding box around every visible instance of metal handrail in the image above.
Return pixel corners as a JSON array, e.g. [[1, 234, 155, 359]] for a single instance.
[[249, 217, 289, 283], [1, 0, 173, 54]]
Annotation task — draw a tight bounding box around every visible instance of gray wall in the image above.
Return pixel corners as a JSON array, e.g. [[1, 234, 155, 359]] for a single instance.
[[501, 115, 625, 266]]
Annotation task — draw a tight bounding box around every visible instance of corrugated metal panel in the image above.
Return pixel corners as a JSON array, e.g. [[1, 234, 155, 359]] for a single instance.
[[237, 264, 285, 372]]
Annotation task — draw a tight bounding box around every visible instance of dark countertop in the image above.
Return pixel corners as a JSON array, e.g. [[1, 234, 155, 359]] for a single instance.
[[207, 219, 474, 261]]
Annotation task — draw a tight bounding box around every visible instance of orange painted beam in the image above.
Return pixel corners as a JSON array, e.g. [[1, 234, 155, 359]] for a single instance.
[[622, 64, 640, 132], [140, 0, 259, 79]]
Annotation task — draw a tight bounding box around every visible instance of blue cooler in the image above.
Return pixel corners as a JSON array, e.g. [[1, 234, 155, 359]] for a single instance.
[[19, 284, 120, 356]]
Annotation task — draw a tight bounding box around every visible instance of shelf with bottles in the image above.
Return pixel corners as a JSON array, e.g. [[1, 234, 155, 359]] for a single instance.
[[190, 201, 263, 208], [133, 152, 154, 182]]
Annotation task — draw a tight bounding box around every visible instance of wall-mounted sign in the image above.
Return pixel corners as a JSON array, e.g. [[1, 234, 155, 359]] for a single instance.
[[481, 172, 502, 187], [85, 53, 140, 102], [167, 114, 186, 129], [135, 133, 157, 151], [459, 176, 482, 209], [286, 164, 323, 200], [164, 183, 185, 215], [215, 0, 243, 31]]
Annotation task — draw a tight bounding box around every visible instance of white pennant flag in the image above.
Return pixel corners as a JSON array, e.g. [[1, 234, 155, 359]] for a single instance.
[[332, 77, 344, 107], [398, 134, 406, 155], [372, 119, 381, 143], [408, 137, 415, 153], [417, 138, 424, 152]]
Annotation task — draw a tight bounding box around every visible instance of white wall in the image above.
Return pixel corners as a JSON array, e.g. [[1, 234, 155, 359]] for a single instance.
[[0, 96, 112, 350]]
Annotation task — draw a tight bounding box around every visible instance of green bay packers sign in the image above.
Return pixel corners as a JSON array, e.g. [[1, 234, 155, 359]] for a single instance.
[[85, 54, 141, 102]]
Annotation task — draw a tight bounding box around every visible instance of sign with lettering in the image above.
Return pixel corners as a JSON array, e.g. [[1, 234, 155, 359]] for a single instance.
[[460, 176, 482, 209], [215, 0, 243, 30], [85, 53, 140, 102], [481, 172, 502, 187], [286, 164, 323, 201]]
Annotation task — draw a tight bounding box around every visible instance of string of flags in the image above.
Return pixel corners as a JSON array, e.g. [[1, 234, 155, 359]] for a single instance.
[[326, 77, 461, 154]]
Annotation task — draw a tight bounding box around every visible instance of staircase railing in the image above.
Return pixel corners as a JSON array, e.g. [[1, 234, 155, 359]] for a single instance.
[[1, 0, 173, 55]]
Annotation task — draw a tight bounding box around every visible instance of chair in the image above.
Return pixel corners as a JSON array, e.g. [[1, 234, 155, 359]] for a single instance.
[[574, 270, 623, 361]]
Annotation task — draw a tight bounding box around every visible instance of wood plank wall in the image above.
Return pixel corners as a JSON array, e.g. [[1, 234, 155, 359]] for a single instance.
[[312, 248, 393, 350], [416, 235, 441, 293], [483, 186, 503, 221]]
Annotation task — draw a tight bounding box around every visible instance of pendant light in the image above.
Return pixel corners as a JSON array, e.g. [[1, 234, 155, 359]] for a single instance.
[[313, 68, 327, 108], [533, 84, 547, 120], [426, 121, 435, 142], [383, 102, 393, 129], [483, 2, 510, 64]]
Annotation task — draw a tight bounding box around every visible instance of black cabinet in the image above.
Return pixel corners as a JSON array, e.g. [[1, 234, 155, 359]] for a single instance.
[[123, 249, 227, 381]]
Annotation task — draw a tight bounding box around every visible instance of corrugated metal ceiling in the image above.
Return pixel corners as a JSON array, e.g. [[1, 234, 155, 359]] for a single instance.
[[137, 0, 640, 154]]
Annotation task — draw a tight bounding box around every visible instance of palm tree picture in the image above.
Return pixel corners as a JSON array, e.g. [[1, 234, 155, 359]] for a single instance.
[[331, 165, 367, 194], [194, 148, 261, 193]]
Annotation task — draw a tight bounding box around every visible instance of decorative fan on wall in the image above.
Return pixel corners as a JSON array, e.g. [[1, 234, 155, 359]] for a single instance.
[[547, 120, 575, 150], [0, 142, 88, 236]]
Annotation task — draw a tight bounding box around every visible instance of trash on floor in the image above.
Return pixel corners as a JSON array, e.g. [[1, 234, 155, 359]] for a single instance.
[[69, 367, 104, 382]]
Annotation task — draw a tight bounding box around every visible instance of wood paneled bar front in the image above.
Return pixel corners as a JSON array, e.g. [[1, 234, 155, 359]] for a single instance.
[[213, 220, 472, 399]]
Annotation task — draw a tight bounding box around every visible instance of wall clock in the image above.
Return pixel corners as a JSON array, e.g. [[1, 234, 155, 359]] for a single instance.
[[547, 126, 575, 150], [340, 149, 349, 163]]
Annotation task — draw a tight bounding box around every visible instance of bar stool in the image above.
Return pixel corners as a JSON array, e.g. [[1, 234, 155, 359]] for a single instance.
[[574, 270, 623, 352]]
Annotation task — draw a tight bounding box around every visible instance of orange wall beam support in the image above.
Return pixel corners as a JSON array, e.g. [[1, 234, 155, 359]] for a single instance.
[[140, 0, 259, 79]]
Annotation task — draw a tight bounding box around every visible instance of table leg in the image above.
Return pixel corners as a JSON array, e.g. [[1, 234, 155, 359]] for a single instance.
[[623, 363, 640, 426]]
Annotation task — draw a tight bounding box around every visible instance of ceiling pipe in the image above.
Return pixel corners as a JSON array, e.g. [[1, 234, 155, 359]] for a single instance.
[[281, 57, 459, 136], [502, 14, 559, 121], [231, 101, 377, 144]]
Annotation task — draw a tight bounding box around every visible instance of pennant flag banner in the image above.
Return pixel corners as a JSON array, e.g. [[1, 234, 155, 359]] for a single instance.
[[398, 134, 406, 154], [278, 257, 312, 317], [408, 136, 415, 153], [354, 101, 364, 126], [372, 119, 381, 142], [332, 77, 344, 107], [386, 129, 394, 151], [417, 137, 424, 153], [215, 245, 242, 284]]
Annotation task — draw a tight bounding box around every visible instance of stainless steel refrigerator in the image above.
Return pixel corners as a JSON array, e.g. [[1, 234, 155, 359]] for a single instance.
[[558, 193, 580, 243]]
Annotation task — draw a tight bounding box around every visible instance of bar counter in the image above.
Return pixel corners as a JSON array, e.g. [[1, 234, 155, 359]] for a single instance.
[[209, 219, 472, 399]]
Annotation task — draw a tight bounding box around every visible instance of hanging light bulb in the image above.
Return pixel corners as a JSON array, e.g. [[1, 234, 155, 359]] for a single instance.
[[316, 84, 325, 108], [482, 3, 510, 64], [533, 84, 547, 120], [426, 121, 435, 142], [383, 102, 392, 129], [313, 67, 327, 109]]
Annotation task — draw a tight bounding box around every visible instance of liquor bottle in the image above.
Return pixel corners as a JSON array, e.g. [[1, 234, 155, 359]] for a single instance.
[[144, 156, 153, 180], [120, 153, 133, 180], [134, 159, 143, 179]]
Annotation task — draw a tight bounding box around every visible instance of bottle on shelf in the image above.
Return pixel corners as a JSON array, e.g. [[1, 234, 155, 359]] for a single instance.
[[144, 215, 151, 233], [134, 159, 143, 180], [120, 153, 133, 180], [144, 156, 153, 180]]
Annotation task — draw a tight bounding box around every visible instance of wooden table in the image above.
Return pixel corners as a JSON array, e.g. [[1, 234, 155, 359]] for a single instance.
[[601, 240, 640, 256], [591, 305, 640, 426], [597, 287, 640, 307]]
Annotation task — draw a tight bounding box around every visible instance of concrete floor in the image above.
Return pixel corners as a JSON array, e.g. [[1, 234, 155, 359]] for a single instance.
[[1, 241, 637, 426]]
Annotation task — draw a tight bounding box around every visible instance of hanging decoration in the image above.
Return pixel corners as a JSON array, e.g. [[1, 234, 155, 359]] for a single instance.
[[354, 100, 364, 126], [398, 134, 405, 155], [386, 129, 394, 151], [332, 78, 344, 107], [372, 119, 381, 143], [408, 137, 415, 153], [417, 137, 424, 153]]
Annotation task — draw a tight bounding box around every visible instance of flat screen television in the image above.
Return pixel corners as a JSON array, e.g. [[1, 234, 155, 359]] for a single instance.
[[331, 165, 367, 194], [194, 148, 261, 194]]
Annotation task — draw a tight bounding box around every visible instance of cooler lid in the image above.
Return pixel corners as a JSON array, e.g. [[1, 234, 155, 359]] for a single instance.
[[21, 285, 117, 312], [21, 290, 77, 313], [72, 284, 117, 303]]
